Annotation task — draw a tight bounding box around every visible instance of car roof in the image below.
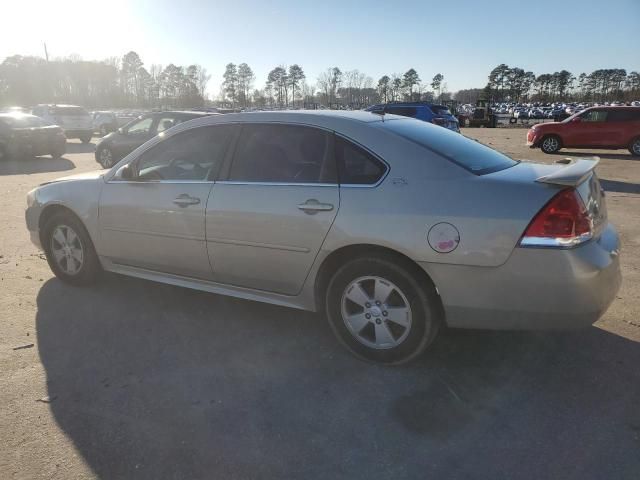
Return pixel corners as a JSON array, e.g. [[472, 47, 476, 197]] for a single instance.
[[583, 106, 640, 111], [190, 110, 387, 125]]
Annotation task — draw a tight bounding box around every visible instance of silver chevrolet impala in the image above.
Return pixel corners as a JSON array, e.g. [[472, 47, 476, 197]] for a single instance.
[[25, 111, 621, 364]]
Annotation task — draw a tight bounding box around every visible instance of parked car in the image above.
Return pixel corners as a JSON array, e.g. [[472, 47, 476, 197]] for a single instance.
[[25, 111, 621, 364], [0, 113, 66, 160], [92, 111, 119, 136], [94, 111, 215, 168], [31, 104, 93, 143], [527, 106, 640, 155], [365, 102, 460, 132]]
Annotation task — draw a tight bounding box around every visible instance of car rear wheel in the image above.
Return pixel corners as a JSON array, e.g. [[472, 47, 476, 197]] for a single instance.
[[80, 135, 92, 144], [540, 135, 562, 154], [97, 146, 115, 168], [42, 212, 101, 285], [51, 149, 65, 159], [629, 137, 640, 157], [325, 256, 440, 365]]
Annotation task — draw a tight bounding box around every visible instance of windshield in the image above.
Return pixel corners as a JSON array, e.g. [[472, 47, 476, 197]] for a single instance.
[[383, 118, 518, 175], [429, 105, 452, 116]]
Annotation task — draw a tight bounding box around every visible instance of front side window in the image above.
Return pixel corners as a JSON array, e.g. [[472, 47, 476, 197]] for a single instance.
[[155, 116, 177, 134], [134, 126, 233, 181], [580, 110, 608, 122], [335, 136, 387, 185], [229, 124, 335, 183], [127, 117, 153, 135]]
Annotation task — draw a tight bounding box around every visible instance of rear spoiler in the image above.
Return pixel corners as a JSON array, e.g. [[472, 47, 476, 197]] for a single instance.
[[536, 156, 599, 187]]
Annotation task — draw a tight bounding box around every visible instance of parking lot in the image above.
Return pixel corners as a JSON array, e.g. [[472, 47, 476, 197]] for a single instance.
[[1, 129, 639, 479]]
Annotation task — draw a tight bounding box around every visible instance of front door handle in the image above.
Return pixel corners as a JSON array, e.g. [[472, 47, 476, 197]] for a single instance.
[[173, 194, 201, 207], [297, 199, 334, 214]]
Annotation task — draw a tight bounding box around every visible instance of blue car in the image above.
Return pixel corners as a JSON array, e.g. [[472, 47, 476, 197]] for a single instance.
[[365, 102, 460, 132]]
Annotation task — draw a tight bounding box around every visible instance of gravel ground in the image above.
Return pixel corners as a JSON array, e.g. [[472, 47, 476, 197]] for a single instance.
[[1, 131, 639, 480]]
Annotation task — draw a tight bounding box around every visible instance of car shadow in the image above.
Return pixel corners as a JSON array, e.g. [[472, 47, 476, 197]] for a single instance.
[[65, 141, 96, 154], [600, 179, 640, 195], [36, 276, 640, 479], [0, 156, 75, 175], [560, 151, 637, 161]]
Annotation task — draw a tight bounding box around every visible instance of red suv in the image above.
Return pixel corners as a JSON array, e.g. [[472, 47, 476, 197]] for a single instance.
[[527, 106, 640, 156]]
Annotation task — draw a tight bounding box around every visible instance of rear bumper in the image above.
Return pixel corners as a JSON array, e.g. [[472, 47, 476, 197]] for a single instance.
[[421, 223, 621, 330]]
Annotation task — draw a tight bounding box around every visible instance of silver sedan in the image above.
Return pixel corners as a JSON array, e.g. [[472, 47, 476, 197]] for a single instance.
[[25, 111, 621, 364]]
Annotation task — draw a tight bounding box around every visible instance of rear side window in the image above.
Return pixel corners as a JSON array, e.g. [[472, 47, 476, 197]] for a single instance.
[[607, 110, 640, 122], [229, 124, 336, 183], [386, 106, 418, 118], [384, 119, 517, 175], [335, 136, 387, 185]]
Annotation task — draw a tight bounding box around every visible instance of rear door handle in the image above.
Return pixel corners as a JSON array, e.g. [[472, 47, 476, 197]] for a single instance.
[[297, 199, 334, 214], [173, 194, 201, 207]]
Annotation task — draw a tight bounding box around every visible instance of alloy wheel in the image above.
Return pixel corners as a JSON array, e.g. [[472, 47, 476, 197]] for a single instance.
[[341, 276, 412, 349], [99, 148, 113, 168], [542, 136, 559, 153], [50, 225, 84, 275]]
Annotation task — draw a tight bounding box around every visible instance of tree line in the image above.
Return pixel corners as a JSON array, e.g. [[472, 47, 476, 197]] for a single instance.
[[0, 51, 210, 109], [219, 64, 449, 109], [1, 52, 638, 110], [483, 63, 639, 104]]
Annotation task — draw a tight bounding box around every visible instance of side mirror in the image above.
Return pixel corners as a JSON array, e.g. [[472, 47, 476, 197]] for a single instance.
[[120, 164, 136, 180], [571, 116, 582, 123], [118, 127, 125, 134]]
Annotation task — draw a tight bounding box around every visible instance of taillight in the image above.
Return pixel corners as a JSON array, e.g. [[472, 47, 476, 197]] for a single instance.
[[520, 188, 593, 247]]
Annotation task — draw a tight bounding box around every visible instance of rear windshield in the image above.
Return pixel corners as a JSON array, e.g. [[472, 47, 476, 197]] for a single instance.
[[383, 118, 518, 175], [429, 105, 452, 116], [52, 106, 90, 116]]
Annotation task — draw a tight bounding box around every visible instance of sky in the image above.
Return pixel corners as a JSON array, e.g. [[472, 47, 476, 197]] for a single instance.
[[1, 0, 639, 97]]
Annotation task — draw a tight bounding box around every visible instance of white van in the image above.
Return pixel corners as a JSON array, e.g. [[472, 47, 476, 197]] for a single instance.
[[32, 104, 93, 143]]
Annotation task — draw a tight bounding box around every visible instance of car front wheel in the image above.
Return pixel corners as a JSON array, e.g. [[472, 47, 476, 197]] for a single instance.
[[540, 135, 562, 154], [325, 256, 440, 365], [97, 146, 115, 168], [42, 212, 101, 285]]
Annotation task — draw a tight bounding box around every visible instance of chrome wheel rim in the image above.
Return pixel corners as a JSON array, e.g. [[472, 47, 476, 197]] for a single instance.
[[50, 225, 84, 275], [633, 140, 640, 155], [542, 137, 559, 152], [99, 148, 113, 168], [341, 276, 412, 350]]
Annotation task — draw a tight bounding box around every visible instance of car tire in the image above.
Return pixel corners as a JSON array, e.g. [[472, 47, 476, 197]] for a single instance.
[[97, 146, 115, 168], [51, 149, 65, 159], [629, 137, 640, 157], [42, 211, 101, 286], [540, 135, 562, 154], [80, 135, 92, 144], [325, 255, 441, 365], [99, 125, 108, 136]]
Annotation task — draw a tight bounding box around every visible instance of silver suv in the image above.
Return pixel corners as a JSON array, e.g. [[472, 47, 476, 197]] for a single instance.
[[32, 104, 93, 143]]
